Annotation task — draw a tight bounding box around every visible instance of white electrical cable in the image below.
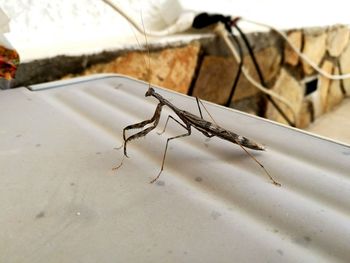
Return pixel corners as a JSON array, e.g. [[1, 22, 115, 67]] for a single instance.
[[241, 18, 350, 80], [214, 22, 298, 123]]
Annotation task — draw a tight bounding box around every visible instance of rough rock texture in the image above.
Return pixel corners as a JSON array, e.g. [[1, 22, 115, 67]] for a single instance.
[[192, 45, 281, 105], [326, 66, 344, 112], [79, 42, 201, 94], [318, 60, 334, 114], [229, 45, 282, 102], [339, 42, 350, 96], [230, 94, 261, 116], [302, 29, 327, 75], [298, 100, 313, 128], [284, 30, 302, 66], [192, 56, 235, 105], [326, 26, 350, 57], [265, 69, 304, 126]]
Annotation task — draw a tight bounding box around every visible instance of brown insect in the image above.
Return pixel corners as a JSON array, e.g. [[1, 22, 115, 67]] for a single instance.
[[111, 8, 280, 186], [115, 86, 281, 186]]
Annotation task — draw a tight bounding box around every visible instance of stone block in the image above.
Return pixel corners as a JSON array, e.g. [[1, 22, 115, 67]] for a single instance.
[[265, 68, 304, 126], [297, 99, 313, 128], [284, 30, 302, 66], [339, 42, 350, 96], [327, 25, 350, 57], [302, 29, 327, 75], [326, 66, 344, 112], [192, 56, 236, 105], [317, 60, 344, 113], [82, 42, 201, 94], [318, 60, 333, 114], [233, 45, 282, 101], [230, 94, 261, 116], [193, 45, 281, 105]]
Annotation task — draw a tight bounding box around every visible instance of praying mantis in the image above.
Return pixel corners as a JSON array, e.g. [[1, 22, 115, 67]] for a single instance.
[[110, 4, 280, 186], [115, 86, 281, 186]]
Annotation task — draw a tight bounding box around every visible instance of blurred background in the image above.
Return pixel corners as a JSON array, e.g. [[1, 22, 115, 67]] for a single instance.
[[1, 0, 350, 142], [2, 0, 350, 60]]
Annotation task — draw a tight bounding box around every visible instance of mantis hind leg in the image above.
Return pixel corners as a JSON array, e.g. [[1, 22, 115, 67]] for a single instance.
[[232, 137, 281, 186]]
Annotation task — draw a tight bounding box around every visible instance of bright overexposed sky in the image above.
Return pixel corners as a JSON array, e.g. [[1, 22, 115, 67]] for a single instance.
[[0, 0, 349, 61]]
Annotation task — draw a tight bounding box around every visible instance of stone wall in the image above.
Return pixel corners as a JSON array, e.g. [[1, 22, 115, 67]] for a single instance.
[[192, 25, 350, 128], [13, 24, 350, 128]]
